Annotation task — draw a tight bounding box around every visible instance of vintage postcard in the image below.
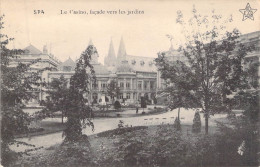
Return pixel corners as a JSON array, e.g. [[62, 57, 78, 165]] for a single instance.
[[1, 0, 259, 166]]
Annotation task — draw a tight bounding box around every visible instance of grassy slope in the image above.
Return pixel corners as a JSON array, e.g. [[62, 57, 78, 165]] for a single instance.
[[15, 124, 216, 167]]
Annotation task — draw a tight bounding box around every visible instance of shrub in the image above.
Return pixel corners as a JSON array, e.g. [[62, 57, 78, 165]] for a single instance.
[[111, 124, 217, 167], [153, 98, 157, 104], [215, 115, 259, 166], [97, 126, 148, 137], [118, 120, 124, 128], [1, 147, 19, 167], [114, 101, 121, 109], [192, 111, 201, 133], [141, 97, 147, 108], [123, 140, 144, 166], [173, 118, 181, 131], [47, 135, 93, 167]]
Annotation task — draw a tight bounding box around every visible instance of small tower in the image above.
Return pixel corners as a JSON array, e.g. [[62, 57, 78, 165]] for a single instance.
[[104, 39, 117, 67], [117, 37, 127, 64]]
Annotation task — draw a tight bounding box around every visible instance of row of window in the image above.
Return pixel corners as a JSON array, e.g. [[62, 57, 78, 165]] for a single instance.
[[92, 93, 156, 101], [91, 81, 156, 90], [49, 78, 156, 90], [120, 82, 130, 88], [92, 93, 131, 100], [138, 81, 155, 90], [131, 60, 154, 66], [119, 93, 131, 99]]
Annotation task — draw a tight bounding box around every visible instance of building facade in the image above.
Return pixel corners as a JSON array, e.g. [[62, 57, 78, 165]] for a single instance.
[[43, 38, 157, 105], [13, 31, 259, 106], [11, 44, 60, 106]]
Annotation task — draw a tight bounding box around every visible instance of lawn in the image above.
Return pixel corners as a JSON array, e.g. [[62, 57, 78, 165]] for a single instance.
[[13, 113, 256, 167], [14, 107, 166, 139], [15, 120, 66, 138]]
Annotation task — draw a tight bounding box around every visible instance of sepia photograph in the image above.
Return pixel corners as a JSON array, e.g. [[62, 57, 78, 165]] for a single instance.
[[0, 0, 259, 166]]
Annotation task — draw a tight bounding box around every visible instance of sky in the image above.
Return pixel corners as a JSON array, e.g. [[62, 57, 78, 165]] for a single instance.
[[1, 0, 260, 63]]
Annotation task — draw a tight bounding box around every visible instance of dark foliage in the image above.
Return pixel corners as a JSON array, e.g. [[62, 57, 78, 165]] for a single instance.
[[140, 97, 147, 108], [155, 8, 255, 134], [173, 117, 181, 131], [43, 75, 70, 123], [97, 126, 148, 138], [106, 79, 120, 103], [114, 101, 121, 109], [118, 120, 124, 128], [192, 111, 201, 133], [62, 44, 97, 142], [0, 15, 48, 166], [109, 125, 218, 167], [32, 135, 94, 167], [216, 90, 259, 166], [233, 90, 259, 122]]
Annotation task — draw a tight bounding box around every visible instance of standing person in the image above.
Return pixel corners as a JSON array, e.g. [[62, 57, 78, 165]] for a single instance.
[[136, 107, 139, 114]]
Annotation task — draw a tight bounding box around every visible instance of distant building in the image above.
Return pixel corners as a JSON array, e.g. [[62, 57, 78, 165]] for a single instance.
[[43, 38, 157, 105], [240, 31, 260, 88], [12, 31, 259, 106], [11, 44, 60, 106]]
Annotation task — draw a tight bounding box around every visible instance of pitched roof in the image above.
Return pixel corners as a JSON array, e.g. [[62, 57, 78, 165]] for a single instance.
[[106, 66, 117, 73], [63, 57, 75, 66], [126, 55, 157, 73], [116, 60, 135, 73], [117, 37, 126, 61], [58, 57, 76, 70], [24, 44, 42, 54], [108, 40, 116, 59], [104, 39, 117, 66], [93, 63, 111, 75]]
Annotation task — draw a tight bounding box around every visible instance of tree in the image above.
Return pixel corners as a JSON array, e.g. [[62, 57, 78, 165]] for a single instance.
[[106, 79, 120, 104], [140, 97, 147, 112], [144, 93, 149, 102], [233, 91, 259, 123], [114, 100, 121, 110], [62, 44, 96, 142], [192, 111, 201, 133], [159, 83, 196, 121], [0, 15, 46, 166], [155, 7, 254, 134], [244, 58, 259, 89], [173, 117, 181, 131], [151, 92, 157, 105], [43, 75, 70, 123]]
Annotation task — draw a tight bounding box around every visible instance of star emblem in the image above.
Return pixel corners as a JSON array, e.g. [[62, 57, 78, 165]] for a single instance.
[[239, 3, 257, 21]]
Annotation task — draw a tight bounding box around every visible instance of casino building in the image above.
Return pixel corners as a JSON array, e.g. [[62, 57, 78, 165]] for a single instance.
[[42, 37, 157, 105], [14, 31, 259, 106]]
